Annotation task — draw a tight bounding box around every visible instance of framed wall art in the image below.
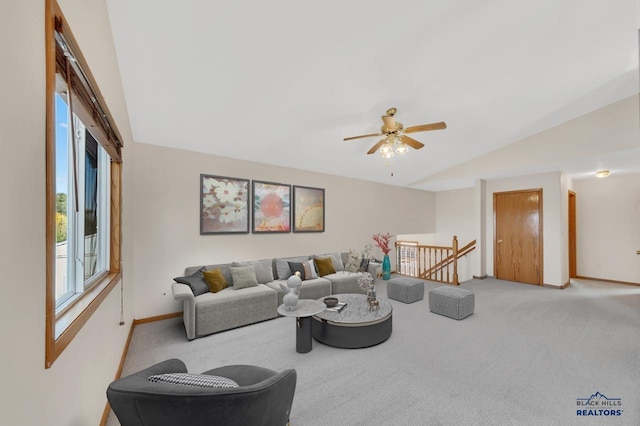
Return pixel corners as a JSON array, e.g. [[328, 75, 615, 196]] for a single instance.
[[293, 185, 325, 232], [252, 180, 291, 233], [200, 174, 250, 234]]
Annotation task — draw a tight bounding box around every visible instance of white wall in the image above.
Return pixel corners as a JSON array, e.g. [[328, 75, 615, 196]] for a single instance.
[[574, 174, 640, 283], [131, 142, 436, 318], [0, 1, 134, 424]]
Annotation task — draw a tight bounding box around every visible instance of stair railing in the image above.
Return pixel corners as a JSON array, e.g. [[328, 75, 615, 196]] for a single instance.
[[395, 236, 476, 285]]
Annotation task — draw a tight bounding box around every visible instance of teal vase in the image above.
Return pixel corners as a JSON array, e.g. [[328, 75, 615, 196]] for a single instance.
[[382, 254, 391, 280]]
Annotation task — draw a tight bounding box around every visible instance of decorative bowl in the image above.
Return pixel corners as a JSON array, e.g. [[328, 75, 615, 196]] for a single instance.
[[323, 297, 338, 307]]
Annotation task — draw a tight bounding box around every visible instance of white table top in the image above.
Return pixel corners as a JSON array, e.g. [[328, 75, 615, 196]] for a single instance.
[[277, 299, 326, 317]]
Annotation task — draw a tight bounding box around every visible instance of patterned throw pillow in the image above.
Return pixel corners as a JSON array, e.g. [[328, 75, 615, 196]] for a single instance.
[[148, 373, 239, 388], [202, 269, 228, 293], [304, 259, 318, 279]]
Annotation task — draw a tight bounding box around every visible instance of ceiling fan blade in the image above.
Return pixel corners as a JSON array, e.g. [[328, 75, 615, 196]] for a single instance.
[[344, 132, 383, 141], [381, 115, 396, 130], [398, 135, 424, 150], [367, 139, 386, 155], [404, 121, 447, 133]]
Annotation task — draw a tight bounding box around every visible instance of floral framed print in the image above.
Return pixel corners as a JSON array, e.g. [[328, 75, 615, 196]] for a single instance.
[[293, 185, 325, 232], [252, 181, 291, 233], [200, 174, 250, 234]]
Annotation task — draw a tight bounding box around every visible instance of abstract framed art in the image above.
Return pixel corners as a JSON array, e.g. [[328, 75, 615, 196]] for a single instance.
[[293, 185, 325, 232], [200, 174, 250, 234], [252, 180, 291, 233]]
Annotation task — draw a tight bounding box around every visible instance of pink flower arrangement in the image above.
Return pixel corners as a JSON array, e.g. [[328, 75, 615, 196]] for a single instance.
[[372, 232, 393, 255]]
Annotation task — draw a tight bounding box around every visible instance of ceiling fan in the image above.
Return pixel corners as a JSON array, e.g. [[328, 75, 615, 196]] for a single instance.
[[344, 107, 446, 158]]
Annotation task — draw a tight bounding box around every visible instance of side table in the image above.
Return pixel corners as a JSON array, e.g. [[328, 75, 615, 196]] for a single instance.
[[277, 300, 326, 353]]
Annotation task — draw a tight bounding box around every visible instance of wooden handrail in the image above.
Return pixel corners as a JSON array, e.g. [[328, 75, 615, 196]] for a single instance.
[[395, 236, 476, 285]]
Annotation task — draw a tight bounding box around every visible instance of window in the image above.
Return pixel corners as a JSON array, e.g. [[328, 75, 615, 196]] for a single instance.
[[54, 94, 111, 310], [46, 0, 123, 368]]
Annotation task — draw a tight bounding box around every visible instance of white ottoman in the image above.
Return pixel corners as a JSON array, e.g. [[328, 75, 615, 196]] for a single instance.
[[429, 286, 474, 320], [387, 277, 424, 304]]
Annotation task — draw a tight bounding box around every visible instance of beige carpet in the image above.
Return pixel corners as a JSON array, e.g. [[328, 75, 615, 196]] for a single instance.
[[107, 277, 640, 425]]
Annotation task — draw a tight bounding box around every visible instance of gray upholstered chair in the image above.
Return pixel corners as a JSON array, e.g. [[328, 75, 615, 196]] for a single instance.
[[107, 358, 296, 426]]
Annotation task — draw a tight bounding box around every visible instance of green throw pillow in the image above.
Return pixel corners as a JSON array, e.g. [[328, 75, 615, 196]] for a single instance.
[[203, 269, 228, 293], [229, 265, 259, 289], [314, 257, 336, 277]]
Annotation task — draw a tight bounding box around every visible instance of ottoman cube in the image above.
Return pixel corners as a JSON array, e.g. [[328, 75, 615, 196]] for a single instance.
[[387, 277, 424, 304], [429, 286, 474, 320]]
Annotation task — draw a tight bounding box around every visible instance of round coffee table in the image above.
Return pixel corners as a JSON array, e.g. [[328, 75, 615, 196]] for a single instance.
[[311, 294, 392, 349]]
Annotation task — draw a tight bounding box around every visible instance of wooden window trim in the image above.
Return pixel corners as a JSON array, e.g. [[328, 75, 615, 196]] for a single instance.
[[45, 0, 123, 369]]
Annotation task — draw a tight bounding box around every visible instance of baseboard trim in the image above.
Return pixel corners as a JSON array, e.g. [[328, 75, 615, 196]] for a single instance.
[[100, 312, 182, 425], [133, 311, 182, 325], [472, 275, 488, 280], [575, 276, 640, 287], [543, 281, 570, 289]]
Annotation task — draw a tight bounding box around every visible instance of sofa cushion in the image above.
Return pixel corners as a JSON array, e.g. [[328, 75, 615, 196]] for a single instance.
[[314, 257, 336, 277], [174, 267, 209, 296], [233, 259, 274, 284], [275, 256, 310, 280], [148, 373, 239, 389], [230, 265, 259, 289], [203, 269, 228, 293]]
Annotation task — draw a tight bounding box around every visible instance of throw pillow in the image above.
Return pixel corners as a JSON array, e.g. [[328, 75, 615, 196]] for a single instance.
[[315, 253, 344, 271], [229, 265, 259, 289], [304, 259, 318, 279], [275, 256, 309, 280], [288, 262, 306, 280], [358, 258, 370, 273], [148, 373, 239, 389], [173, 267, 209, 296], [314, 257, 336, 277], [232, 259, 274, 284], [202, 269, 228, 293]]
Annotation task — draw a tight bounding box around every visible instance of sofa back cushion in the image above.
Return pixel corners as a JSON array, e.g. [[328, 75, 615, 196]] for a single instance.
[[185, 263, 233, 288], [314, 253, 345, 272], [232, 259, 274, 284], [274, 256, 310, 280]]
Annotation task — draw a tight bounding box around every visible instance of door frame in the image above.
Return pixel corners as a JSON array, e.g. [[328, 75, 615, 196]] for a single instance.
[[493, 188, 544, 286], [568, 190, 577, 278]]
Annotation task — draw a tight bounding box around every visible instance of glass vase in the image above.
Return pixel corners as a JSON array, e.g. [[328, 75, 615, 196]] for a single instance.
[[382, 254, 391, 280]]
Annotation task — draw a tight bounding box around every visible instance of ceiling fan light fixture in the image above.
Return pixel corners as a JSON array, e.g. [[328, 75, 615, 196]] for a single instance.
[[396, 144, 409, 154]]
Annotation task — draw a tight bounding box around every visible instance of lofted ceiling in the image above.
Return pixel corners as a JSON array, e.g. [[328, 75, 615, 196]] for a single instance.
[[106, 0, 640, 191]]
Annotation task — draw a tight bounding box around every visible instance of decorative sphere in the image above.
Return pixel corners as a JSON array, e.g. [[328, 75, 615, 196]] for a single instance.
[[260, 193, 284, 217]]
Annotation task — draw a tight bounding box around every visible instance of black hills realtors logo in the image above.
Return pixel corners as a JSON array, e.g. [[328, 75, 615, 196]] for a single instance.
[[576, 391, 623, 417]]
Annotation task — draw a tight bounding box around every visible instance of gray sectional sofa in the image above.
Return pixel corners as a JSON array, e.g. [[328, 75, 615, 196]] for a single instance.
[[172, 252, 379, 340]]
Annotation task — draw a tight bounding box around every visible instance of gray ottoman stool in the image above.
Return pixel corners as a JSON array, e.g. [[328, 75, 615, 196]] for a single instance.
[[387, 277, 424, 304], [429, 286, 474, 320]]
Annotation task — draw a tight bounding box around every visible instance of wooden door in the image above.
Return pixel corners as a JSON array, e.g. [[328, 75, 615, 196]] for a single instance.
[[568, 191, 577, 278], [494, 189, 542, 285]]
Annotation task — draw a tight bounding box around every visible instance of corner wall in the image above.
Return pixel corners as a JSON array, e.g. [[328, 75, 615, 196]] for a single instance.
[[574, 173, 640, 283], [0, 1, 134, 424]]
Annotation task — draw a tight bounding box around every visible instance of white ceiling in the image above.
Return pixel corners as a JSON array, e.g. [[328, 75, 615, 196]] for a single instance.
[[106, 0, 640, 191]]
